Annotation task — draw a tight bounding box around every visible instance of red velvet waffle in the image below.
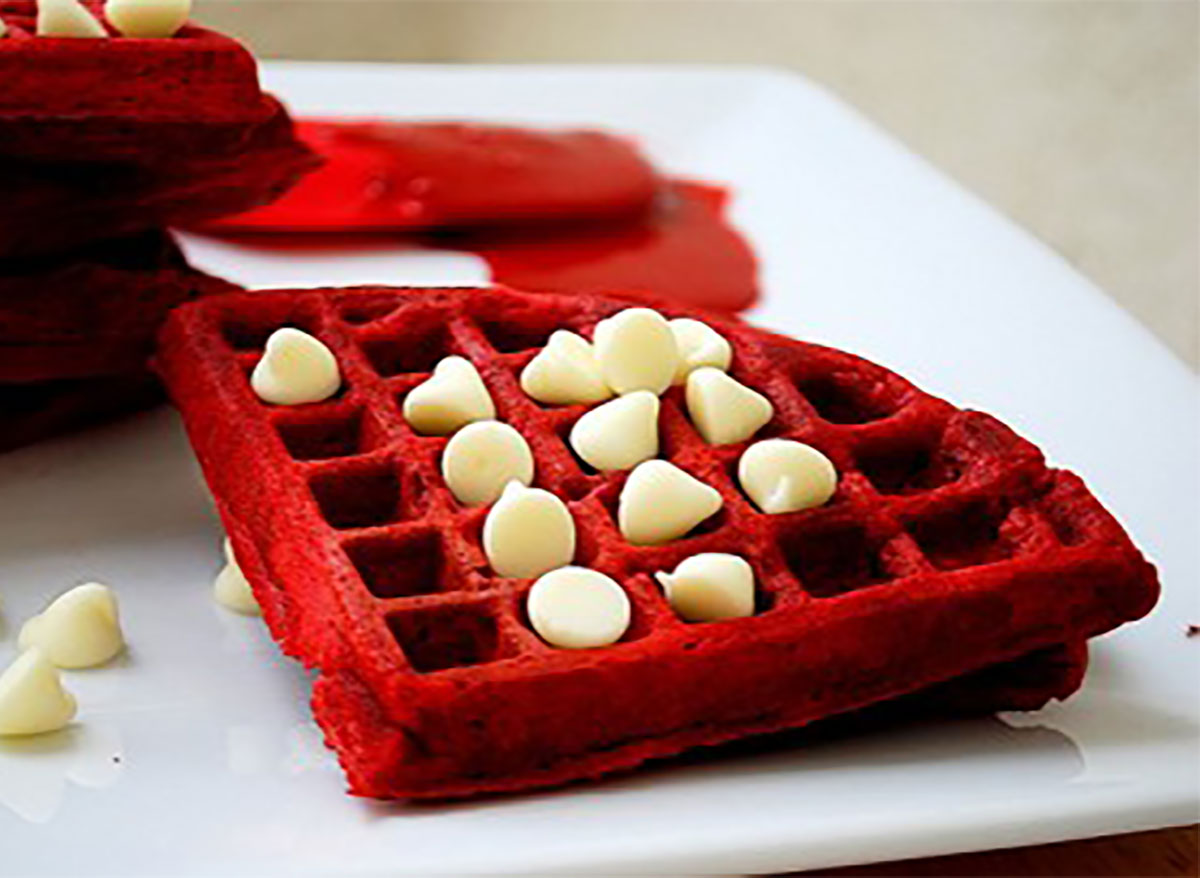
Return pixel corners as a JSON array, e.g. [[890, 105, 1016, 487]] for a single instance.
[[156, 285, 1158, 799], [205, 120, 661, 232], [0, 106, 319, 259], [766, 642, 1087, 740], [0, 231, 237, 382], [0, 373, 163, 454], [0, 0, 278, 162], [901, 641, 1086, 716]]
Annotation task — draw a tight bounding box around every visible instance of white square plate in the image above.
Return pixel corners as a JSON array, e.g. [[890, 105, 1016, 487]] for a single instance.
[[2, 64, 1196, 876]]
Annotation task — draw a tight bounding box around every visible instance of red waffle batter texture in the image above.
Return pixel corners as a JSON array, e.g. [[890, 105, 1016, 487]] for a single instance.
[[157, 286, 1158, 799], [0, 0, 319, 258], [0, 373, 164, 454], [0, 231, 237, 383], [0, 0, 282, 162], [0, 106, 319, 260]]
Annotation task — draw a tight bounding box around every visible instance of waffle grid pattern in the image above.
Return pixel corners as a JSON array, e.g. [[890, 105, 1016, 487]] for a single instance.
[[159, 286, 1157, 797], [216, 289, 1094, 673]]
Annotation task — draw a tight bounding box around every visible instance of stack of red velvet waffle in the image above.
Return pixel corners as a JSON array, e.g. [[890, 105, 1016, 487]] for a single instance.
[[0, 0, 317, 451]]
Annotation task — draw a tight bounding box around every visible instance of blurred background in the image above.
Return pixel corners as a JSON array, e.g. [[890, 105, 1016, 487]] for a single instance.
[[197, 0, 1198, 368]]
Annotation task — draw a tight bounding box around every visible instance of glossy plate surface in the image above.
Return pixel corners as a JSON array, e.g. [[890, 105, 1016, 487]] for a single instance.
[[1, 64, 1196, 876]]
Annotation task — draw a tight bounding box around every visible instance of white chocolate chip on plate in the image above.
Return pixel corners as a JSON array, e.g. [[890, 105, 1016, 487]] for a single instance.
[[527, 566, 631, 649], [593, 308, 679, 396], [38, 0, 107, 37], [403, 355, 495, 435], [442, 420, 535, 506], [483, 481, 576, 578], [569, 390, 659, 472], [739, 439, 838, 514], [655, 553, 755, 622], [251, 328, 342, 407], [19, 583, 125, 669], [670, 318, 733, 385], [0, 649, 77, 737], [215, 539, 261, 616], [520, 330, 613, 406], [686, 367, 774, 446], [619, 460, 724, 546], [105, 0, 191, 38]]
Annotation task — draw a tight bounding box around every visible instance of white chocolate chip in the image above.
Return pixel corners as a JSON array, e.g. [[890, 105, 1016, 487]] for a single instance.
[[655, 553, 755, 622], [105, 0, 190, 37], [442, 421, 534, 506], [215, 539, 261, 616], [403, 356, 496, 435], [670, 318, 732, 385], [0, 16, 8, 37], [0, 649, 77, 737], [527, 566, 630, 649], [569, 390, 659, 472], [618, 460, 723, 546], [686, 367, 773, 446], [593, 308, 679, 396], [251, 328, 341, 407], [18, 583, 124, 669], [214, 564, 259, 616], [739, 439, 838, 514], [38, 0, 107, 37], [520, 330, 613, 406], [483, 481, 576, 578]]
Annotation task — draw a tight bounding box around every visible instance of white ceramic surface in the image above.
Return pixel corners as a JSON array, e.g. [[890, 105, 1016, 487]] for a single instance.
[[1, 65, 1196, 876]]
